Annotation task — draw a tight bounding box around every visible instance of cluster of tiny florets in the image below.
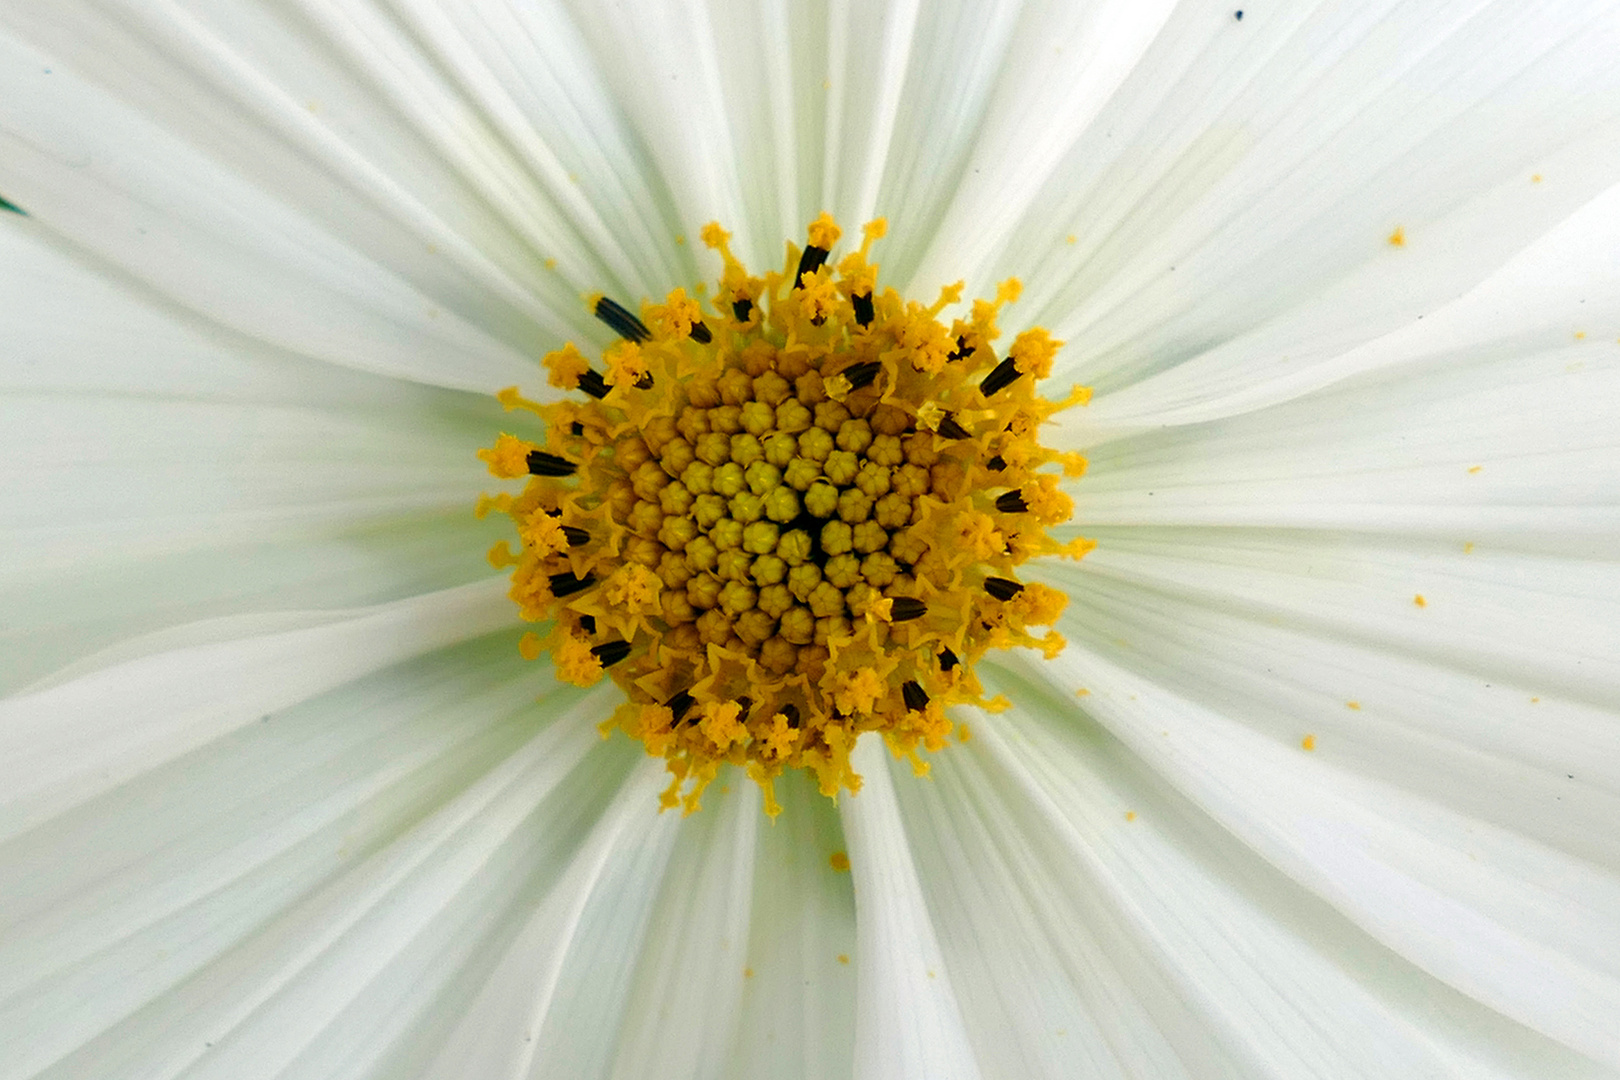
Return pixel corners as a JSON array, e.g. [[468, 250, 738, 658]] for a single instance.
[[480, 215, 1093, 814]]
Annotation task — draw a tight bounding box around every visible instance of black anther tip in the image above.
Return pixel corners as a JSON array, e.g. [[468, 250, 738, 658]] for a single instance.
[[594, 295, 651, 342], [577, 368, 610, 399], [561, 525, 590, 547], [979, 357, 1024, 396], [985, 455, 1007, 472], [936, 414, 970, 440], [781, 703, 801, 728], [689, 320, 713, 344], [842, 360, 882, 391], [901, 680, 930, 712], [984, 576, 1024, 601], [938, 647, 960, 671], [794, 244, 830, 288], [852, 291, 875, 327], [526, 450, 576, 477], [732, 297, 754, 323], [995, 490, 1029, 513], [590, 640, 632, 666], [890, 597, 927, 622], [666, 689, 695, 723], [548, 572, 597, 598]]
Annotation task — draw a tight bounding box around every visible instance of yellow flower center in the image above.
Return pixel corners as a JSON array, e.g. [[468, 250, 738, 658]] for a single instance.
[[480, 215, 1095, 814]]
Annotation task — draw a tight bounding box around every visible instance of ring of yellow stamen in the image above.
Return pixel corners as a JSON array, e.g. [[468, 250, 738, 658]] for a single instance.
[[482, 217, 1092, 814]]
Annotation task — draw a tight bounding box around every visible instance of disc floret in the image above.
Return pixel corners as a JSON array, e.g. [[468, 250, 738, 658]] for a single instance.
[[481, 216, 1093, 814]]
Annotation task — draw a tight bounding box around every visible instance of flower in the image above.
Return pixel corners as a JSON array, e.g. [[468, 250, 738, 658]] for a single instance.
[[4, 2, 1620, 1077]]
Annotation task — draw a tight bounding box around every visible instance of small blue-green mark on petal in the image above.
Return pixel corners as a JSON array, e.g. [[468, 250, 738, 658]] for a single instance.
[[0, 195, 24, 215]]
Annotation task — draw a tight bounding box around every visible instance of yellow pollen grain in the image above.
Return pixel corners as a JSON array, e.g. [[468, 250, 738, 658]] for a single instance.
[[1574, 331, 1586, 341], [1076, 687, 1090, 697], [1413, 594, 1428, 608], [1301, 734, 1317, 751], [743, 967, 754, 979], [1124, 811, 1137, 822], [1467, 465, 1483, 474], [829, 851, 850, 872], [1346, 700, 1361, 710], [1463, 542, 1475, 554], [837, 954, 850, 965], [1532, 173, 1543, 183], [1388, 226, 1405, 247], [1531, 696, 1541, 704], [479, 215, 1087, 813]]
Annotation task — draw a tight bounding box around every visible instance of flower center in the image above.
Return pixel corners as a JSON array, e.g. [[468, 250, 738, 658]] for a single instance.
[[480, 215, 1094, 814]]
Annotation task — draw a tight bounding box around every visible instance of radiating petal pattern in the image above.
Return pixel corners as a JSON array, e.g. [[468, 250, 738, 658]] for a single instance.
[[3, 0, 1620, 1077]]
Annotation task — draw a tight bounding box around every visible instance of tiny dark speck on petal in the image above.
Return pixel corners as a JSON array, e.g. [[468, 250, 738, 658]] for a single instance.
[[1234, 9, 1243, 19]]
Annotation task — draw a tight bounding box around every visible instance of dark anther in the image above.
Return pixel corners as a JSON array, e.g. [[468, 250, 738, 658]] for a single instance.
[[984, 576, 1024, 601], [842, 360, 882, 391], [689, 321, 713, 344], [979, 357, 1024, 396], [577, 614, 597, 634], [902, 680, 930, 712], [736, 697, 753, 720], [890, 597, 927, 622], [561, 525, 590, 547], [852, 291, 875, 326], [936, 414, 970, 440], [634, 372, 654, 391], [549, 572, 597, 598], [577, 368, 610, 399], [666, 689, 695, 723], [570, 421, 585, 436], [938, 647, 960, 672], [995, 490, 1029, 513], [794, 244, 830, 288], [985, 455, 1007, 472], [948, 336, 975, 362], [590, 640, 632, 666], [732, 297, 754, 323], [526, 450, 577, 477], [593, 295, 651, 342], [781, 703, 801, 728]]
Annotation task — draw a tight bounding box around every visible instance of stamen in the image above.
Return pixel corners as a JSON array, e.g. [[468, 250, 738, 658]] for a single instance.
[[852, 292, 875, 326], [979, 357, 1023, 396], [794, 245, 830, 287], [594, 296, 652, 342], [481, 215, 1090, 814], [526, 450, 577, 477], [984, 576, 1024, 601], [840, 360, 882, 390], [995, 490, 1029, 513], [591, 640, 633, 666], [890, 598, 927, 621], [549, 571, 596, 598]]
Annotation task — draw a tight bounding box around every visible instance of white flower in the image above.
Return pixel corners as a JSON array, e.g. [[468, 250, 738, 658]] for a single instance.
[[4, 2, 1620, 1077]]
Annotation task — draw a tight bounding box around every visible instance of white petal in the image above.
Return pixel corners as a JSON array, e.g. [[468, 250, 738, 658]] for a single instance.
[[927, 1, 1620, 419], [0, 627, 634, 1080], [724, 768, 858, 1080], [1070, 339, 1620, 540], [1029, 548, 1620, 1066], [0, 579, 512, 841], [958, 673, 1612, 1078], [840, 735, 981, 1080]]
